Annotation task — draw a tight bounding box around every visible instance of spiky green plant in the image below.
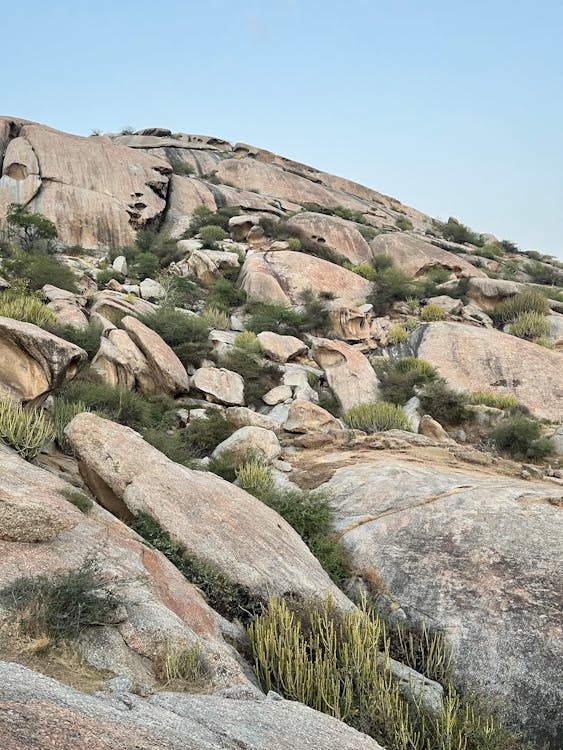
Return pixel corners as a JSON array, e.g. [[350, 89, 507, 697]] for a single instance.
[[468, 392, 519, 410], [0, 395, 54, 460], [420, 303, 445, 321], [233, 330, 263, 354], [492, 289, 549, 324], [51, 398, 89, 454], [236, 459, 275, 498], [0, 287, 57, 328], [343, 402, 411, 433], [388, 324, 408, 344], [509, 312, 549, 340], [202, 305, 230, 330]]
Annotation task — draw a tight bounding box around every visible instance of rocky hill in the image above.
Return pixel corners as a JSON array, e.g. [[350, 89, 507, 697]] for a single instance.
[[0, 116, 561, 750]]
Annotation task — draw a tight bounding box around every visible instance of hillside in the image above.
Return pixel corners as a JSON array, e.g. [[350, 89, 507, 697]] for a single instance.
[[0, 116, 561, 750]]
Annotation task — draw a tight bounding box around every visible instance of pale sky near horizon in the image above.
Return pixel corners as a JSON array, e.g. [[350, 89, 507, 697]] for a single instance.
[[3, 1, 562, 257]]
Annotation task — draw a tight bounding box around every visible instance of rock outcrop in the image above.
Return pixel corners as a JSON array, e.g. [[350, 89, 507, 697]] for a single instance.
[[370, 233, 485, 277], [321, 459, 563, 746], [286, 212, 373, 264], [311, 337, 380, 411], [409, 321, 563, 420], [0, 316, 86, 403]]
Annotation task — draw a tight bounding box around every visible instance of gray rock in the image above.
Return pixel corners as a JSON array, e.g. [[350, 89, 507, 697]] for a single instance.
[[112, 255, 128, 275]]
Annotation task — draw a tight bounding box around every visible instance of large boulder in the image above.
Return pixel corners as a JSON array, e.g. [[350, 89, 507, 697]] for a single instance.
[[0, 445, 253, 692], [0, 316, 86, 403], [370, 233, 485, 277], [0, 662, 383, 750], [286, 212, 373, 265], [0, 117, 172, 248], [409, 321, 563, 420], [191, 366, 244, 405], [322, 459, 563, 747], [238, 251, 372, 307], [91, 329, 151, 392], [256, 331, 307, 363], [121, 316, 190, 396], [311, 337, 380, 412], [283, 400, 341, 433], [65, 413, 350, 607], [212, 425, 281, 462], [466, 277, 523, 310]]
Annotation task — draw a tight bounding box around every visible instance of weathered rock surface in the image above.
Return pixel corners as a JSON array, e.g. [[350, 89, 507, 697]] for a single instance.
[[192, 366, 244, 405], [311, 337, 380, 411], [121, 316, 190, 396], [0, 662, 383, 750], [370, 233, 484, 277], [283, 400, 341, 433], [0, 316, 86, 403], [322, 460, 563, 746], [225, 406, 281, 432], [409, 321, 563, 420], [91, 329, 150, 391], [212, 425, 281, 462], [90, 290, 156, 320], [466, 276, 523, 310], [286, 212, 373, 264], [262, 385, 292, 405], [238, 251, 372, 307], [256, 331, 307, 363], [65, 414, 350, 607], [46, 298, 89, 330]]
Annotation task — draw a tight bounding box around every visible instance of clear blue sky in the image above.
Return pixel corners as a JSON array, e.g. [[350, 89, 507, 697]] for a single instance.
[[3, 1, 562, 257]]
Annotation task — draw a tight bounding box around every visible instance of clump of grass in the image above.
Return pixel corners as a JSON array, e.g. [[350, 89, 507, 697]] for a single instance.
[[198, 224, 227, 248], [221, 338, 281, 407], [0, 395, 54, 460], [395, 215, 413, 231], [206, 277, 246, 312], [154, 641, 209, 691], [509, 312, 549, 340], [245, 301, 303, 337], [202, 305, 230, 330], [180, 410, 234, 458], [61, 321, 102, 359], [343, 401, 411, 433], [130, 513, 260, 623], [387, 324, 408, 344], [287, 237, 302, 251], [468, 392, 519, 410], [420, 303, 445, 321], [61, 488, 93, 513], [51, 398, 89, 454], [138, 308, 211, 367], [233, 330, 262, 354], [491, 289, 549, 325], [0, 557, 123, 643], [492, 416, 554, 459], [0, 286, 57, 328], [343, 262, 378, 281]]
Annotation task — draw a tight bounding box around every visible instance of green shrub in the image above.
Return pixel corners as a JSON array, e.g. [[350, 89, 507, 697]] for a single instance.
[[133, 229, 178, 267], [239, 460, 349, 585], [202, 306, 230, 330], [130, 251, 160, 279], [199, 224, 227, 248], [524, 260, 563, 286], [207, 449, 238, 482], [420, 303, 445, 321], [138, 308, 211, 367], [367, 266, 417, 316], [7, 253, 79, 293], [96, 268, 122, 286], [233, 330, 262, 354], [164, 276, 204, 309], [395, 215, 413, 231], [318, 391, 342, 418], [436, 217, 484, 246], [131, 513, 260, 622], [0, 557, 123, 642], [343, 401, 411, 433], [221, 345, 281, 406], [61, 321, 102, 359], [419, 381, 470, 425], [0, 396, 54, 460], [492, 416, 553, 458], [51, 398, 89, 454], [492, 289, 549, 324], [245, 301, 303, 337], [343, 262, 378, 281], [298, 288, 331, 335], [61, 488, 93, 513], [0, 286, 56, 328], [357, 225, 377, 242], [376, 358, 438, 405], [184, 206, 240, 237], [168, 157, 194, 176], [181, 410, 234, 458], [468, 391, 519, 410], [509, 312, 549, 340], [287, 237, 302, 251], [387, 324, 408, 344], [207, 277, 246, 311], [6, 203, 57, 252]]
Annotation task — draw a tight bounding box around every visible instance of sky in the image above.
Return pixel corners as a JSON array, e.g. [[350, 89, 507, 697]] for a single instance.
[[2, 0, 562, 257]]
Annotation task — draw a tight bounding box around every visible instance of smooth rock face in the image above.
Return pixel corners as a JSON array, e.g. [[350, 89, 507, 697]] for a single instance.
[[410, 321, 563, 420], [322, 460, 563, 746], [286, 212, 372, 264], [283, 400, 341, 433], [139, 278, 165, 300], [65, 414, 349, 606], [0, 316, 86, 403], [91, 329, 150, 391], [225, 406, 280, 432], [212, 426, 281, 462], [370, 233, 484, 277], [121, 316, 190, 396], [466, 276, 523, 310], [256, 331, 307, 363], [0, 445, 252, 692], [311, 337, 380, 411], [192, 366, 244, 405], [262, 385, 292, 405], [238, 251, 372, 307], [0, 663, 383, 750]]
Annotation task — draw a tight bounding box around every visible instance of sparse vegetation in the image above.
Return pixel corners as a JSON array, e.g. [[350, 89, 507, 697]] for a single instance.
[[343, 401, 411, 433], [207, 277, 246, 312], [245, 301, 303, 337], [492, 416, 554, 459], [376, 358, 438, 405], [0, 395, 54, 460], [0, 285, 57, 328], [435, 217, 484, 246], [50, 398, 89, 454], [221, 338, 281, 406], [202, 305, 230, 330], [61, 321, 102, 359], [420, 303, 445, 321], [154, 641, 209, 691], [395, 215, 413, 231], [367, 263, 418, 316], [491, 289, 549, 325], [509, 312, 549, 340], [0, 557, 123, 643], [61, 488, 93, 513], [468, 391, 519, 410], [138, 308, 211, 367], [387, 324, 408, 344], [419, 380, 471, 425]]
